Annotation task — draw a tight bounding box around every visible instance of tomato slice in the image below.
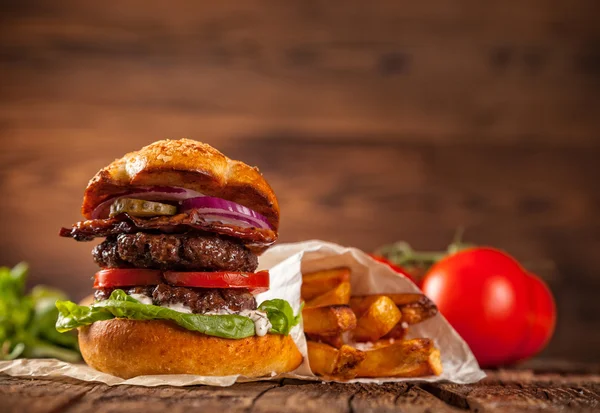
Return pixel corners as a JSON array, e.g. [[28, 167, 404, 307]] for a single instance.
[[94, 268, 162, 288], [163, 270, 270, 294]]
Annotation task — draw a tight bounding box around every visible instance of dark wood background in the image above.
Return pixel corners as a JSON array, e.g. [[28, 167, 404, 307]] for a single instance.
[[0, 1, 598, 362]]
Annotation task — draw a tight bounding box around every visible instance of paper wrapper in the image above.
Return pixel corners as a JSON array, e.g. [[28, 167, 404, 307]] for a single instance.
[[0, 240, 484, 386]]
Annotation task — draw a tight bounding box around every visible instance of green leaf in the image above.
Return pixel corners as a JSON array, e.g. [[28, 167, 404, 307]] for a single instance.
[[57, 290, 256, 339], [0, 263, 33, 360], [55, 300, 113, 332], [258, 299, 301, 335], [0, 263, 81, 361], [56, 290, 301, 339], [2, 342, 25, 360], [21, 338, 81, 363], [29, 286, 78, 348]]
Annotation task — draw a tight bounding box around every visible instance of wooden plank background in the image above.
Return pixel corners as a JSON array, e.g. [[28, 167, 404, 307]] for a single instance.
[[0, 1, 598, 362]]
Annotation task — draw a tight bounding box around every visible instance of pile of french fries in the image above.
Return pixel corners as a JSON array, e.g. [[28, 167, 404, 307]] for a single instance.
[[301, 268, 443, 379]]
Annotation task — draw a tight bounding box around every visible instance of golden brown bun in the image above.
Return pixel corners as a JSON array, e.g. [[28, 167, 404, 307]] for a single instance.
[[82, 139, 279, 231], [78, 319, 303, 378]]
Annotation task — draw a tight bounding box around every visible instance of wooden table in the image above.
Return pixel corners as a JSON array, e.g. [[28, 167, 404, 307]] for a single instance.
[[2, 362, 599, 413]]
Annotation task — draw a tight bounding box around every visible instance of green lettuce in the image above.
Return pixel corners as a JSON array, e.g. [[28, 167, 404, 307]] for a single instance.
[[56, 290, 300, 340], [258, 299, 302, 335], [0, 263, 80, 362]]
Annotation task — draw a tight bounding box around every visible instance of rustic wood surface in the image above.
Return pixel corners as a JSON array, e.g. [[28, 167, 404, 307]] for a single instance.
[[1, 1, 599, 363], [2, 364, 600, 413]]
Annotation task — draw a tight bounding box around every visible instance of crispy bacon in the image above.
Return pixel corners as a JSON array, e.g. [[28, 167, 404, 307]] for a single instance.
[[59, 211, 277, 253]]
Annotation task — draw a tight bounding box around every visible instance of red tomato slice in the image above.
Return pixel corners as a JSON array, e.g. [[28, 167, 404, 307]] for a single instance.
[[94, 268, 162, 288], [164, 270, 270, 294]]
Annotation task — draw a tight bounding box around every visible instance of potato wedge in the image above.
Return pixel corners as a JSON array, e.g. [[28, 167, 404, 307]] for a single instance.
[[303, 305, 357, 335], [352, 296, 402, 342], [349, 295, 380, 317], [306, 340, 338, 376], [305, 281, 351, 308], [335, 345, 366, 379], [394, 295, 438, 325], [306, 331, 353, 349], [306, 333, 345, 348], [307, 341, 365, 379], [301, 268, 351, 301], [355, 338, 443, 377], [382, 322, 408, 340], [350, 293, 437, 324]]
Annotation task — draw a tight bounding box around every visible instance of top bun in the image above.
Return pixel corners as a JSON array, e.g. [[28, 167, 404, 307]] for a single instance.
[[82, 139, 279, 231]]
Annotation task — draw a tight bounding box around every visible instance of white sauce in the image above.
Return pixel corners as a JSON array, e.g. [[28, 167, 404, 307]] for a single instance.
[[239, 310, 272, 337], [129, 294, 153, 305], [125, 293, 272, 335], [163, 302, 193, 314], [196, 308, 271, 335], [204, 308, 234, 316]]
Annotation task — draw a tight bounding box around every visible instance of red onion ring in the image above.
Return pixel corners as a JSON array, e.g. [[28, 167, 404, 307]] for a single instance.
[[91, 187, 273, 230], [90, 186, 204, 219], [180, 197, 272, 230]]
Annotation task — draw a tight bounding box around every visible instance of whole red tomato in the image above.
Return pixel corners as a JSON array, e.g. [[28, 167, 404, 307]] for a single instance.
[[421, 247, 556, 367], [511, 272, 556, 362]]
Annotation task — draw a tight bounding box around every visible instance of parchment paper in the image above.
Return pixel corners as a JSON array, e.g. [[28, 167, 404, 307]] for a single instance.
[[0, 240, 485, 386]]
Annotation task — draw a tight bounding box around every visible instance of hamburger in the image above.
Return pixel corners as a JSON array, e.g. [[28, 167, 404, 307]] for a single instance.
[[56, 139, 302, 378]]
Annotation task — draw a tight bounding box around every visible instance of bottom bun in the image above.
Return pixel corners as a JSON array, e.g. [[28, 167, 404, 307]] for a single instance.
[[78, 319, 303, 379]]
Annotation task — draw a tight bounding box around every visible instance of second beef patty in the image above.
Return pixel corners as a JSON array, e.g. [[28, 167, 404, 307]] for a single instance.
[[93, 232, 258, 272], [95, 284, 257, 314]]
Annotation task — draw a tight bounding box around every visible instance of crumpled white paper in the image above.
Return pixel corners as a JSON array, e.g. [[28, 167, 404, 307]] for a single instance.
[[0, 240, 485, 386]]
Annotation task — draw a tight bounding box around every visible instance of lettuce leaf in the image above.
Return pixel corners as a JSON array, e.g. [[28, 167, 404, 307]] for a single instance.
[[56, 290, 300, 339], [0, 263, 80, 362], [258, 299, 302, 335]]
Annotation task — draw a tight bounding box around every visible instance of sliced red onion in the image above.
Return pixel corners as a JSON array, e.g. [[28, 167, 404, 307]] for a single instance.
[[181, 197, 272, 229], [91, 186, 205, 219], [192, 214, 262, 229]]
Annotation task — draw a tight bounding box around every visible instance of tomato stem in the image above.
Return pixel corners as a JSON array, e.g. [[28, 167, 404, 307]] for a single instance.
[[375, 241, 447, 267], [375, 228, 475, 270]]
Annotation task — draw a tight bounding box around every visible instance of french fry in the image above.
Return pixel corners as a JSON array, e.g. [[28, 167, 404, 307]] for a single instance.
[[350, 293, 437, 324], [301, 268, 351, 301], [394, 295, 438, 325], [335, 345, 366, 379], [306, 333, 345, 348], [305, 281, 351, 308], [302, 305, 357, 335], [349, 295, 379, 317], [352, 296, 402, 342], [355, 338, 443, 378], [306, 340, 338, 376], [302, 268, 443, 379], [307, 341, 365, 379], [382, 322, 408, 340]]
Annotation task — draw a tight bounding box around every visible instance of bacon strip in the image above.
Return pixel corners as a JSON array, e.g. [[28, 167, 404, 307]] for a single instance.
[[59, 211, 277, 252]]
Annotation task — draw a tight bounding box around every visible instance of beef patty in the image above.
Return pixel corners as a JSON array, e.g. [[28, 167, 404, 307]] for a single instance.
[[95, 284, 256, 314], [93, 232, 258, 272]]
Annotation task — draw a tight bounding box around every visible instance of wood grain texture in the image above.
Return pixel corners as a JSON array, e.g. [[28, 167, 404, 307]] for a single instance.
[[0, 0, 599, 362], [1, 368, 599, 413]]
